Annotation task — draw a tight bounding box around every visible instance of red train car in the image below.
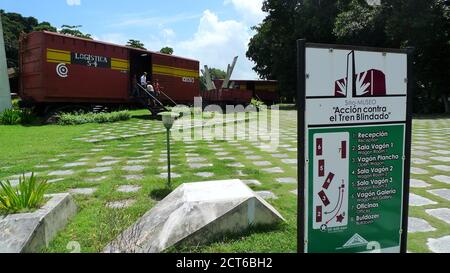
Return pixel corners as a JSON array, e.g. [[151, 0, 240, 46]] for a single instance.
[[18, 31, 200, 113], [202, 79, 278, 105], [229, 80, 278, 104]]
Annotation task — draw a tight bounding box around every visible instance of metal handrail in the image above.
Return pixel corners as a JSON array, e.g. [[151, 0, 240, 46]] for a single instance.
[[158, 89, 177, 106], [136, 83, 165, 108]]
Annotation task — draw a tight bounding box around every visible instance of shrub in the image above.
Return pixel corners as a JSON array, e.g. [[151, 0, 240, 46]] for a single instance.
[[250, 98, 265, 111], [0, 173, 49, 214], [0, 108, 22, 125], [0, 108, 36, 125], [57, 110, 131, 125]]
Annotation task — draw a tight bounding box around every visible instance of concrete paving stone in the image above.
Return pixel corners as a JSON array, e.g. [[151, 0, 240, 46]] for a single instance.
[[159, 172, 181, 179], [262, 167, 284, 173], [410, 179, 430, 188], [117, 185, 141, 193], [255, 191, 278, 200], [431, 150, 450, 155], [281, 159, 297, 164], [290, 189, 298, 195], [34, 165, 50, 169], [186, 157, 207, 163], [91, 148, 104, 152], [126, 159, 150, 164], [123, 175, 144, 181], [47, 178, 65, 183], [412, 158, 430, 164], [253, 161, 272, 166], [227, 163, 246, 168], [412, 151, 434, 156], [217, 157, 236, 160], [86, 176, 108, 182], [431, 175, 450, 184], [106, 199, 136, 209], [276, 177, 297, 184], [242, 151, 254, 155], [408, 217, 436, 233], [122, 165, 145, 172], [48, 159, 60, 162], [189, 163, 213, 169], [426, 208, 450, 224], [427, 236, 450, 253], [409, 193, 437, 206], [194, 172, 215, 178], [431, 156, 450, 162], [285, 148, 297, 152], [87, 167, 112, 173], [96, 160, 120, 167], [135, 154, 152, 159], [215, 152, 230, 156], [77, 157, 90, 162], [242, 179, 262, 186], [411, 167, 429, 175], [48, 170, 74, 176], [271, 154, 288, 158], [427, 189, 450, 201], [430, 165, 450, 172], [69, 187, 97, 195], [246, 155, 262, 160], [236, 170, 247, 176], [158, 165, 176, 171]]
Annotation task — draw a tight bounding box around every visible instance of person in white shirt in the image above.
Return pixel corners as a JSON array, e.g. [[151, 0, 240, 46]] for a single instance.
[[140, 72, 148, 86]]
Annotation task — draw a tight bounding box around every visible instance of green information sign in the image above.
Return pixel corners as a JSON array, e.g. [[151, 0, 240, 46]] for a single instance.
[[298, 41, 413, 253]]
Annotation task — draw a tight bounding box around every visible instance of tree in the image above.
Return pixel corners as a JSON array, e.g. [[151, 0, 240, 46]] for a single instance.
[[247, 0, 344, 102], [160, 46, 174, 55], [126, 39, 146, 49], [247, 0, 450, 113], [33, 22, 57, 32], [59, 25, 92, 39], [1, 9, 40, 68], [333, 0, 450, 113]]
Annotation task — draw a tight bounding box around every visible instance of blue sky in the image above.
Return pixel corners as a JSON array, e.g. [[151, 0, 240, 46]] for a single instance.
[[1, 0, 267, 79]]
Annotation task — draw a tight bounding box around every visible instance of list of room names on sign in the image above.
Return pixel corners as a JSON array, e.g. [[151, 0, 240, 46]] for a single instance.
[[351, 126, 404, 227]]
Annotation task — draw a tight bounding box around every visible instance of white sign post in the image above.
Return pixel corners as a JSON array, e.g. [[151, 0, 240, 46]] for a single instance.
[[0, 13, 12, 113]]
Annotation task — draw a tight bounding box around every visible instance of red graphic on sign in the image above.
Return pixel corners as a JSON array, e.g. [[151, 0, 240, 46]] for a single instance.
[[336, 213, 345, 223], [316, 138, 323, 156], [341, 141, 347, 159], [318, 190, 330, 206], [318, 160, 325, 177], [322, 172, 335, 190], [316, 206, 322, 222], [334, 51, 386, 97]]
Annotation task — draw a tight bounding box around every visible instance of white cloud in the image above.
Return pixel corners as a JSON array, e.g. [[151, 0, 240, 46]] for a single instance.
[[94, 33, 127, 45], [161, 28, 176, 41], [175, 10, 258, 79], [66, 0, 81, 6], [113, 13, 201, 28], [224, 0, 266, 25]]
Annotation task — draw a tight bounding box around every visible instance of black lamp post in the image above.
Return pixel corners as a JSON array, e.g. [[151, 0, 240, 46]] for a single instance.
[[159, 112, 178, 188]]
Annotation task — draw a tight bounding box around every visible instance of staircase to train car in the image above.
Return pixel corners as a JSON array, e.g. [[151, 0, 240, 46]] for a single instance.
[[134, 84, 176, 117]]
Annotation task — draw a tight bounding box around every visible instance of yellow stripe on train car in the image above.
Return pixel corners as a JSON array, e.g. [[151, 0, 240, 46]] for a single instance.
[[111, 58, 129, 71], [47, 48, 71, 63], [152, 64, 199, 79]]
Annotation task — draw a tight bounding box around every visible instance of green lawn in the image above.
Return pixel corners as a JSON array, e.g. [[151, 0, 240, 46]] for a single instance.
[[1, 109, 448, 253], [0, 109, 297, 253]]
